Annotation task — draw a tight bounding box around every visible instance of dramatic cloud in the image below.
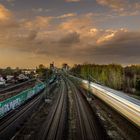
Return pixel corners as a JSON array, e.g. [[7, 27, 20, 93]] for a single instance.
[[96, 29, 140, 45], [0, 3, 139, 67], [87, 29, 140, 63]]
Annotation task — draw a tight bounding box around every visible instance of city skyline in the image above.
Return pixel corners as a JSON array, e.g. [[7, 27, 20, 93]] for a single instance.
[[0, 0, 140, 68]]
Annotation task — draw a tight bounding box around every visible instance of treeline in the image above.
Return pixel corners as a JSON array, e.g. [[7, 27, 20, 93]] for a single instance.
[[71, 64, 140, 95], [0, 67, 22, 77], [36, 64, 54, 80]]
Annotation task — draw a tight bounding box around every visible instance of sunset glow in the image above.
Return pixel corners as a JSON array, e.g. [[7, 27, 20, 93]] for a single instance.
[[0, 0, 140, 68]]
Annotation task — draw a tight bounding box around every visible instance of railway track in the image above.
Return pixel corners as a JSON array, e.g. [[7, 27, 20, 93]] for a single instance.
[[66, 78, 108, 140], [0, 75, 108, 140], [0, 79, 36, 94], [0, 91, 44, 140], [38, 78, 68, 140]]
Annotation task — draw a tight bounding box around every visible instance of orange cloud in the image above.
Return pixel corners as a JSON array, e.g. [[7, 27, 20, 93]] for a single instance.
[[0, 4, 12, 21], [96, 0, 126, 12], [0, 4, 19, 31], [59, 16, 92, 32], [24, 16, 52, 30]]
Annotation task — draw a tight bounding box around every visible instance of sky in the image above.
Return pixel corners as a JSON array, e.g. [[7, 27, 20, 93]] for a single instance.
[[0, 0, 140, 68]]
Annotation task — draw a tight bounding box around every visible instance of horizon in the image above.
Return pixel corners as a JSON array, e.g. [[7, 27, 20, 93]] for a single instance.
[[0, 63, 140, 69]]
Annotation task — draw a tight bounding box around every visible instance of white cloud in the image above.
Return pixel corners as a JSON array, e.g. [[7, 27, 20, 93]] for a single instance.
[[57, 13, 77, 19]]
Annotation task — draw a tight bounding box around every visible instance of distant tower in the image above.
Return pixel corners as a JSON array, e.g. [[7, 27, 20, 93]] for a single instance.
[[62, 63, 69, 71], [50, 62, 55, 70]]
